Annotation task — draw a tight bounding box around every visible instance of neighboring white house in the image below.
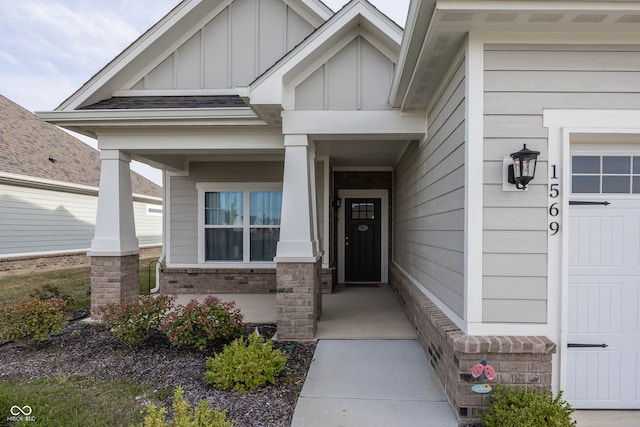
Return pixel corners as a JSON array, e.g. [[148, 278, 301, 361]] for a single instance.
[[0, 95, 162, 275], [39, 0, 640, 422]]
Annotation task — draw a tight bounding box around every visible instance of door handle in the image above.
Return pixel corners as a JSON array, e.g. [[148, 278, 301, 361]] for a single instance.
[[567, 343, 608, 348]]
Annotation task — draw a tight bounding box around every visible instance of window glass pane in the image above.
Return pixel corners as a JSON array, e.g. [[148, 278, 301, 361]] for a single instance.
[[603, 156, 630, 174], [205, 192, 243, 225], [602, 176, 630, 193], [634, 157, 640, 175], [351, 203, 374, 220], [572, 156, 600, 174], [633, 176, 640, 193], [250, 192, 282, 225], [205, 228, 243, 261], [572, 176, 600, 193], [250, 228, 280, 261]]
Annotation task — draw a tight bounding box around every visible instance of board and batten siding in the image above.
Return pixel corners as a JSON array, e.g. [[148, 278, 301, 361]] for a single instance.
[[294, 36, 395, 111], [0, 183, 162, 255], [483, 44, 640, 323], [394, 58, 466, 318], [131, 0, 314, 91]]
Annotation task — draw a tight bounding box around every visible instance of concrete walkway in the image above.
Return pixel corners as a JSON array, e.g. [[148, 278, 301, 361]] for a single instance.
[[291, 340, 458, 427]]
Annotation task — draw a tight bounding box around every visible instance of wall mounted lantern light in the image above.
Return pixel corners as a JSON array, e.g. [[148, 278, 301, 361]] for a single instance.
[[508, 144, 540, 190]]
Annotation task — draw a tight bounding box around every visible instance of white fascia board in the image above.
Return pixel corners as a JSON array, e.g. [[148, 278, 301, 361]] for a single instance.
[[283, 0, 333, 27], [390, 0, 437, 108], [250, 1, 402, 106], [98, 131, 284, 152], [37, 108, 265, 128], [438, 0, 640, 13], [282, 110, 425, 137]]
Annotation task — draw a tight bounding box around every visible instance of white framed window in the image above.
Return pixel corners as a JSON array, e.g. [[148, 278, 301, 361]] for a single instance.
[[146, 204, 163, 216], [197, 183, 282, 264]]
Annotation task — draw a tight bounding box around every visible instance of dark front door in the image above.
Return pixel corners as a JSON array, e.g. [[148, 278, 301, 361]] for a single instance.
[[345, 198, 381, 282]]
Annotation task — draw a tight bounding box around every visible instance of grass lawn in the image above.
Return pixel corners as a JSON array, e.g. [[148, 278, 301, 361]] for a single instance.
[[0, 258, 162, 427], [0, 376, 155, 427], [0, 258, 159, 309]]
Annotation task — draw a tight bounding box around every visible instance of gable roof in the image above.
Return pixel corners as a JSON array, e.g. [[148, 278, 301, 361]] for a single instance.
[[55, 0, 333, 112], [246, 0, 403, 121], [0, 95, 162, 199]]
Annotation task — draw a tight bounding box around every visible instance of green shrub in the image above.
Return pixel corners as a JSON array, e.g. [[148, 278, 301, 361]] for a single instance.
[[101, 295, 174, 345], [159, 296, 244, 349], [205, 332, 287, 392], [30, 284, 75, 305], [0, 297, 67, 342], [137, 386, 234, 427], [481, 384, 576, 427]]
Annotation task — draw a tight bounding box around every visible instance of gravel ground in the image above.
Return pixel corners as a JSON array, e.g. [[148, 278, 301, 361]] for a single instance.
[[0, 316, 316, 427]]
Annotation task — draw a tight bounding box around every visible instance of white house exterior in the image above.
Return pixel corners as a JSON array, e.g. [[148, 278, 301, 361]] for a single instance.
[[0, 95, 162, 275], [40, 0, 640, 422]]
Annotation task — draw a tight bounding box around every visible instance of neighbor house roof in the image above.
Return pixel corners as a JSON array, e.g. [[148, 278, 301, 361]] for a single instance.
[[0, 95, 162, 198]]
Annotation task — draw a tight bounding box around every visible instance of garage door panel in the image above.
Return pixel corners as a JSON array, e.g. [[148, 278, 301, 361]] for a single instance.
[[569, 281, 622, 335], [567, 350, 621, 402], [568, 199, 640, 409], [569, 216, 624, 267]]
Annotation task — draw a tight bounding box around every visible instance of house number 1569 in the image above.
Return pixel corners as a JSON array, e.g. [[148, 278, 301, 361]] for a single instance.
[[549, 165, 560, 236]]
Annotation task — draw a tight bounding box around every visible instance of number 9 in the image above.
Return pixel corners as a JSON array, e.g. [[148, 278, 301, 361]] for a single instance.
[[550, 222, 559, 235]]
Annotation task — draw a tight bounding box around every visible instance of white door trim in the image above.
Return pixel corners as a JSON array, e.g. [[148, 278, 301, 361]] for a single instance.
[[544, 109, 640, 401], [337, 189, 388, 283]]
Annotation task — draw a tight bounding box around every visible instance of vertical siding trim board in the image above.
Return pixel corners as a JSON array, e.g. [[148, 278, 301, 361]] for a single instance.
[[465, 34, 484, 329]]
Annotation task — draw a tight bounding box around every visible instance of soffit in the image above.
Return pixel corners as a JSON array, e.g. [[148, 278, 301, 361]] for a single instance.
[[400, 1, 640, 111]]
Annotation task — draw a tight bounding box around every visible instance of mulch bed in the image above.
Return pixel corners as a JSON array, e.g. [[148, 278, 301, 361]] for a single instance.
[[0, 317, 316, 427]]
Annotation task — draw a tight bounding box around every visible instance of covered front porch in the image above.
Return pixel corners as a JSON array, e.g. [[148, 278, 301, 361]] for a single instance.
[[175, 283, 416, 340]]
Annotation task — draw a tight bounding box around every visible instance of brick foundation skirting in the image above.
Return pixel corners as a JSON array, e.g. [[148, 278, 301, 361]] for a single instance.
[[0, 245, 162, 277], [160, 266, 335, 295], [390, 263, 556, 425]]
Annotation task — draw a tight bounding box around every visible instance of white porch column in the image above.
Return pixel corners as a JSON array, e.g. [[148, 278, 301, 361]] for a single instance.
[[275, 134, 322, 340], [275, 134, 321, 262], [90, 150, 139, 255], [90, 149, 139, 319]]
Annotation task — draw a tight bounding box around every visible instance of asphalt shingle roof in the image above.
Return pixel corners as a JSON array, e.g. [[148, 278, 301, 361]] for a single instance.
[[0, 95, 162, 198], [80, 95, 247, 110]]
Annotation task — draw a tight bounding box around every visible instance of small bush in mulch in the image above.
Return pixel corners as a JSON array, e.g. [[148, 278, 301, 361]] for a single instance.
[[0, 297, 67, 343], [481, 384, 576, 427], [205, 332, 287, 392], [101, 294, 175, 345], [159, 296, 244, 350], [137, 386, 234, 427]]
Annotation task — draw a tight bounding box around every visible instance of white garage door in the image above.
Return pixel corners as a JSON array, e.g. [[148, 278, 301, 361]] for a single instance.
[[567, 154, 640, 409]]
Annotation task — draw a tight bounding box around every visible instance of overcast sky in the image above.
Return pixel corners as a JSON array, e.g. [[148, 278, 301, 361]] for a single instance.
[[0, 0, 409, 184]]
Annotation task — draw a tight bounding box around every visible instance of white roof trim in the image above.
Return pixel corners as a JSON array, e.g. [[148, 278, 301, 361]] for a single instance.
[[0, 171, 161, 203]]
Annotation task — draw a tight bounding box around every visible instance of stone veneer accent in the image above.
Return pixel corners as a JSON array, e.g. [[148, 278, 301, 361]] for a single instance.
[[390, 264, 556, 425], [276, 260, 322, 340], [0, 246, 162, 277], [90, 254, 140, 319], [160, 266, 335, 295]]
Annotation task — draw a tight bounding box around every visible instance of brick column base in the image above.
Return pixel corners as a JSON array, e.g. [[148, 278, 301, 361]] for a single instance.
[[91, 254, 140, 320], [276, 259, 321, 340]]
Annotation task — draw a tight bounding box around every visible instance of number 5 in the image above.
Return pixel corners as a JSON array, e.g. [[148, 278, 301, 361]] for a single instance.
[[549, 183, 559, 198]]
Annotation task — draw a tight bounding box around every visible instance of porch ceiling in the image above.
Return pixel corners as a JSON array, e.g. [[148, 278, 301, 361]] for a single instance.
[[315, 138, 412, 167]]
